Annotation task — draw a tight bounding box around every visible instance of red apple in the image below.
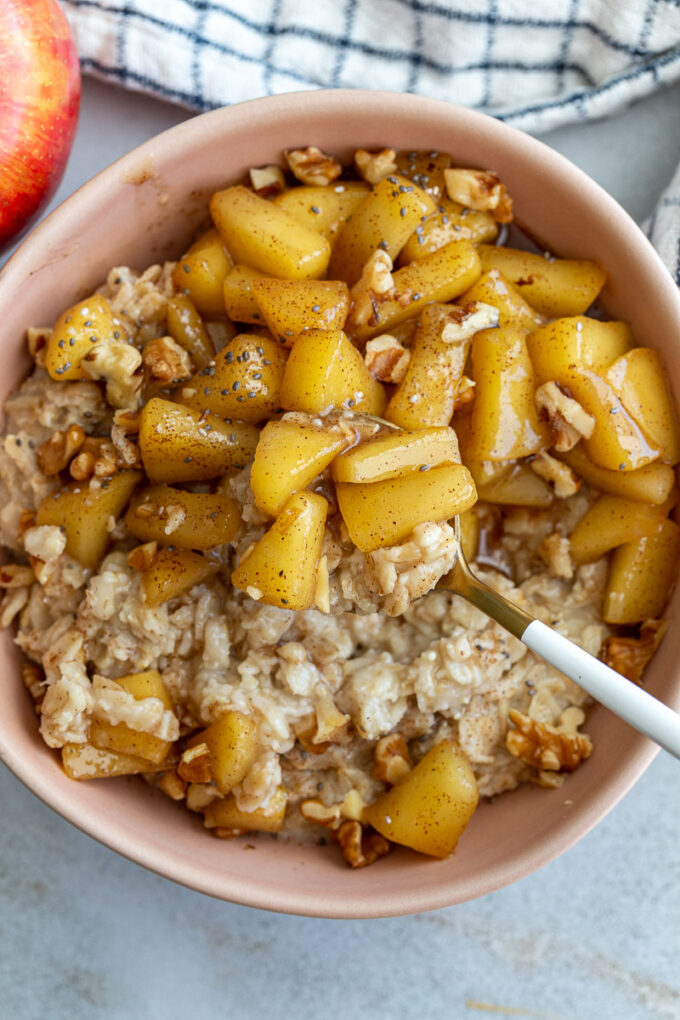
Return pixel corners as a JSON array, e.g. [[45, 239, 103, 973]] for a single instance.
[[0, 0, 80, 249]]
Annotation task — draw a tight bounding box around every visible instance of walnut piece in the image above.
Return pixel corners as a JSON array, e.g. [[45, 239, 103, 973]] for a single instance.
[[143, 335, 193, 384], [178, 742, 212, 784], [440, 301, 499, 343], [249, 164, 286, 197], [112, 409, 141, 434], [70, 437, 120, 481], [127, 541, 158, 572], [364, 335, 411, 384], [539, 532, 574, 580], [82, 339, 142, 409], [38, 424, 86, 476], [506, 709, 592, 772], [530, 450, 581, 499], [299, 799, 343, 827], [444, 168, 513, 223], [354, 148, 398, 184], [285, 146, 342, 187], [535, 381, 595, 452], [27, 326, 51, 361], [603, 619, 668, 685], [22, 662, 45, 701], [334, 820, 391, 869], [350, 250, 396, 328], [374, 733, 412, 785], [452, 375, 476, 411]]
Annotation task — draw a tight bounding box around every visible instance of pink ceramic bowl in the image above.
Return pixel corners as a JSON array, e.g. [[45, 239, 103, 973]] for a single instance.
[[1, 91, 679, 918]]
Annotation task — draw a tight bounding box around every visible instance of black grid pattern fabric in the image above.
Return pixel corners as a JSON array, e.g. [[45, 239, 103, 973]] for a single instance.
[[62, 0, 680, 278]]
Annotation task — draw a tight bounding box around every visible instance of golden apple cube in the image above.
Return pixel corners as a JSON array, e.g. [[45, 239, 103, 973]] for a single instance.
[[125, 485, 241, 549], [172, 228, 233, 318], [559, 369, 661, 472], [251, 278, 350, 344], [459, 269, 544, 331], [465, 326, 548, 461], [89, 670, 175, 764], [36, 470, 142, 569], [273, 181, 370, 240], [349, 239, 482, 342], [61, 743, 163, 780], [527, 316, 634, 384], [178, 334, 287, 424], [45, 294, 124, 381], [332, 426, 460, 484], [140, 547, 218, 607], [278, 329, 386, 416], [603, 518, 680, 624], [138, 398, 259, 482], [385, 302, 474, 430], [222, 265, 264, 324], [188, 711, 259, 795], [250, 418, 350, 517], [569, 494, 669, 564], [398, 196, 498, 264], [328, 174, 436, 284], [475, 464, 554, 508], [477, 245, 606, 318], [210, 185, 330, 280], [336, 462, 477, 552], [166, 294, 216, 370], [606, 347, 680, 466], [363, 739, 478, 859], [231, 491, 328, 610], [203, 788, 288, 833], [558, 445, 675, 505]]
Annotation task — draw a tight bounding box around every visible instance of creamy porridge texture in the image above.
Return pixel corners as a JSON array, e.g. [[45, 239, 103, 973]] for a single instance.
[[1, 146, 677, 867]]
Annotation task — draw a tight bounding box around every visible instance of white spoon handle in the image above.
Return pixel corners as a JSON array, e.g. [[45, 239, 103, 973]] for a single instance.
[[523, 620, 680, 759]]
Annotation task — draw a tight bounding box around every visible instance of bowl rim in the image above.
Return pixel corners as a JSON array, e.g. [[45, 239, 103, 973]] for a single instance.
[[0, 88, 676, 918]]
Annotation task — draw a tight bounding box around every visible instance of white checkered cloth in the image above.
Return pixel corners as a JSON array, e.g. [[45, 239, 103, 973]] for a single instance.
[[62, 0, 680, 283]]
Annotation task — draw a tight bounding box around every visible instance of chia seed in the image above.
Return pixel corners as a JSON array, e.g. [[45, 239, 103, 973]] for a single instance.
[[232, 381, 240, 391], [184, 456, 193, 463]]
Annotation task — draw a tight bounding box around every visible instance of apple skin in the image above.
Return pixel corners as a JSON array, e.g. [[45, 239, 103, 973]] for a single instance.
[[0, 0, 81, 250]]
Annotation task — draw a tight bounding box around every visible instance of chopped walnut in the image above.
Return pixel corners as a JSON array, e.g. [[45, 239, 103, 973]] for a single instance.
[[539, 532, 574, 580], [506, 709, 592, 773], [299, 799, 343, 827], [112, 409, 141, 434], [143, 335, 193, 384], [82, 339, 142, 409], [364, 335, 411, 384], [350, 250, 396, 328], [440, 301, 499, 343], [285, 146, 342, 187], [334, 820, 391, 869], [127, 541, 158, 572], [444, 167, 513, 223], [603, 619, 668, 685], [110, 422, 142, 470], [374, 733, 412, 785], [0, 563, 35, 588], [37, 424, 86, 476], [354, 148, 398, 184], [535, 381, 595, 452], [452, 375, 476, 411], [249, 164, 287, 197], [157, 769, 188, 801], [186, 782, 222, 813], [70, 437, 119, 481], [531, 450, 581, 498], [178, 742, 212, 784]]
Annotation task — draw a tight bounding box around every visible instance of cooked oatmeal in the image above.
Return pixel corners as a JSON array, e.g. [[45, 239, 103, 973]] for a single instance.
[[2, 146, 677, 867]]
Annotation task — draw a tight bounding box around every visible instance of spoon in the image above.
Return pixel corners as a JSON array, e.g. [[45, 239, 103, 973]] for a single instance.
[[439, 518, 680, 760]]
